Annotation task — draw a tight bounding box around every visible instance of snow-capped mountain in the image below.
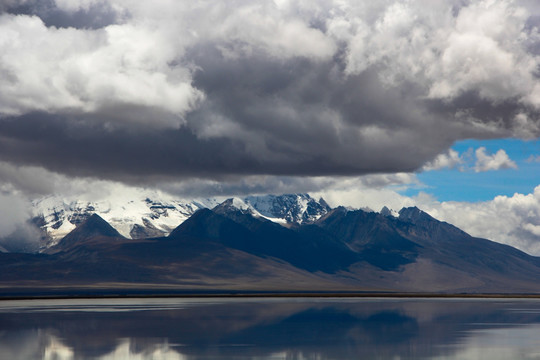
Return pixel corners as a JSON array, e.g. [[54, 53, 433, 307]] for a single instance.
[[31, 193, 331, 248], [244, 194, 331, 224], [31, 191, 212, 247]]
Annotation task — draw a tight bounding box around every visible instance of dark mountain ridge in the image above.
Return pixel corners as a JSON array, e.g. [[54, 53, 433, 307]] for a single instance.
[[166, 207, 355, 274], [2, 200, 540, 295], [48, 213, 124, 251]]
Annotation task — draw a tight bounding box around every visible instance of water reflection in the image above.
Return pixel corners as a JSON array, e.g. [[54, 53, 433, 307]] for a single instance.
[[2, 298, 540, 359]]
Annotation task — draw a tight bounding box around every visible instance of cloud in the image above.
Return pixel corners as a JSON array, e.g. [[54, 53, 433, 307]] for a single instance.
[[419, 186, 540, 255], [474, 147, 518, 172], [430, 1, 537, 102], [53, 0, 107, 13], [0, 0, 538, 189], [0, 189, 40, 253], [0, 13, 203, 126], [421, 146, 522, 173], [0, 192, 29, 238], [0, 0, 31, 11], [1, 0, 119, 29], [526, 154, 540, 162], [422, 149, 463, 171], [341, 0, 540, 103]]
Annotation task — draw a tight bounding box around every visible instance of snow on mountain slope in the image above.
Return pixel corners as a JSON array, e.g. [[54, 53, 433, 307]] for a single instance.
[[380, 206, 399, 218], [212, 197, 288, 224], [32, 191, 206, 246]]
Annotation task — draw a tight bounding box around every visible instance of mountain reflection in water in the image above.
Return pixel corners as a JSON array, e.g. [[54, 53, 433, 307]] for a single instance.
[[2, 297, 540, 359]]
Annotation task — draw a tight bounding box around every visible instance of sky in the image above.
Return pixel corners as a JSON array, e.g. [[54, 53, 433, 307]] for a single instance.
[[1, 0, 540, 253]]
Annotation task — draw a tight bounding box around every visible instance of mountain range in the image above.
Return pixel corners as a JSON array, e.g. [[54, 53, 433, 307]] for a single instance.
[[29, 193, 331, 249], [2, 194, 540, 295]]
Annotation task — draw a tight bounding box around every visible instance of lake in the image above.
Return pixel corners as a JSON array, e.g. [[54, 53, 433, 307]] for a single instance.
[[2, 297, 540, 359]]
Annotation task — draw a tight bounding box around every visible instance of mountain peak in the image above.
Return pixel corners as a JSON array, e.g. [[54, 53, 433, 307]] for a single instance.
[[49, 214, 124, 253], [79, 214, 124, 237], [380, 206, 398, 217], [397, 206, 472, 242], [213, 198, 261, 216], [398, 207, 434, 223], [244, 193, 331, 224]]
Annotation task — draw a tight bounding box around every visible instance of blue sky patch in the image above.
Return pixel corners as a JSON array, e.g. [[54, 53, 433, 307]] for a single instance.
[[404, 138, 540, 202]]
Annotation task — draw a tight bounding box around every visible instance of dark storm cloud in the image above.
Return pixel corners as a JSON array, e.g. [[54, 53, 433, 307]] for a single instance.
[[0, 101, 443, 182], [184, 43, 462, 172], [0, 113, 259, 180], [425, 92, 527, 134], [0, 0, 539, 185], [2, 0, 118, 29]]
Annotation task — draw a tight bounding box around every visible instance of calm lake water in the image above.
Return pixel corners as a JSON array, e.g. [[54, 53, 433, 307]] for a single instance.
[[2, 297, 540, 359]]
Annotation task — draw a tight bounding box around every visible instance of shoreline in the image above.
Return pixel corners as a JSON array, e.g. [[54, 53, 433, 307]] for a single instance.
[[3, 291, 540, 301]]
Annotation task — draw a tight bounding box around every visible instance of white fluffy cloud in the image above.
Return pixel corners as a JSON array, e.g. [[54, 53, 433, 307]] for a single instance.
[[430, 0, 537, 101], [422, 149, 463, 171], [474, 147, 518, 172], [0, 0, 338, 127], [0, 13, 203, 126], [422, 147, 519, 172], [421, 186, 540, 255], [339, 0, 540, 106]]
